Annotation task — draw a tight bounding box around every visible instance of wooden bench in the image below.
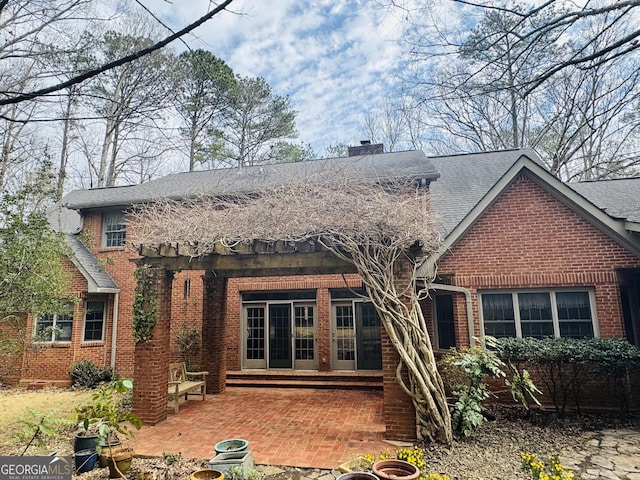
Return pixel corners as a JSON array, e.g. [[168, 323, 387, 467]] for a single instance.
[[168, 362, 209, 414]]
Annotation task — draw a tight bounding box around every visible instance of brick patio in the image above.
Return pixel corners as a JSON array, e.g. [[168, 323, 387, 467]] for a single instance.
[[128, 387, 393, 469]]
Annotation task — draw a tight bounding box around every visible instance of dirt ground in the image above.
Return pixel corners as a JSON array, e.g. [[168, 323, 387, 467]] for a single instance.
[[1, 387, 639, 480]]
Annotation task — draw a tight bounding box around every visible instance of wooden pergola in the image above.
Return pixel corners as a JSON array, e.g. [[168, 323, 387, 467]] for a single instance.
[[131, 239, 418, 441]]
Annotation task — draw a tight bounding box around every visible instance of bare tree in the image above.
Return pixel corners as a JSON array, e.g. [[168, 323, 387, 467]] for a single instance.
[[0, 0, 236, 107], [361, 97, 406, 152], [129, 171, 453, 444], [85, 23, 174, 187], [396, 0, 640, 179]]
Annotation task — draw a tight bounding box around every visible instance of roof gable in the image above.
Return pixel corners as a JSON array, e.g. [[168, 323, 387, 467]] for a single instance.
[[420, 155, 640, 277], [66, 235, 119, 293]]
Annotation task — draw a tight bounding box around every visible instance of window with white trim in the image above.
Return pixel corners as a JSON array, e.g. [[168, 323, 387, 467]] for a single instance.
[[34, 303, 74, 342], [480, 290, 596, 339], [102, 212, 126, 247], [83, 300, 105, 342]]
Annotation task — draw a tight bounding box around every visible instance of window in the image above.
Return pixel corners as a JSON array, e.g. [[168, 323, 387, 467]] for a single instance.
[[34, 303, 74, 342], [83, 301, 105, 342], [480, 290, 596, 339], [102, 212, 126, 247]]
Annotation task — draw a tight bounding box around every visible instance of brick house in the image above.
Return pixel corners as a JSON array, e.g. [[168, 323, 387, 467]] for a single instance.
[[16, 147, 640, 440]]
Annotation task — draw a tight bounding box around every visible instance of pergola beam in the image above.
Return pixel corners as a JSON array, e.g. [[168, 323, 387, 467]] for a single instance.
[[137, 247, 356, 277]]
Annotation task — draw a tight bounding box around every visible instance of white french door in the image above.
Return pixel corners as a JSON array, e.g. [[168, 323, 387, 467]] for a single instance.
[[243, 302, 317, 370]]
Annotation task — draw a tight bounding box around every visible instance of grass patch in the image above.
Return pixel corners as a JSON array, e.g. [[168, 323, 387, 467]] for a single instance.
[[0, 388, 92, 454]]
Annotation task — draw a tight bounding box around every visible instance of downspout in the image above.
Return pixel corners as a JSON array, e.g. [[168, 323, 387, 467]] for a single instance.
[[421, 282, 476, 346], [110, 292, 119, 370]]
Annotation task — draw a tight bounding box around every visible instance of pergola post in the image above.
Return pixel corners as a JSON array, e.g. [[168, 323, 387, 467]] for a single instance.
[[202, 273, 227, 393], [381, 326, 418, 441], [133, 266, 173, 425]]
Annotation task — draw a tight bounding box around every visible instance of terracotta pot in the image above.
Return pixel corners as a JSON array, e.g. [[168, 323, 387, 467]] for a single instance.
[[373, 460, 420, 480], [190, 469, 224, 480], [106, 447, 134, 478], [98, 446, 125, 468]]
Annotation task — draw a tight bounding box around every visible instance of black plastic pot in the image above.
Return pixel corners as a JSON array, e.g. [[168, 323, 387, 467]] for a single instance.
[[73, 432, 98, 453]]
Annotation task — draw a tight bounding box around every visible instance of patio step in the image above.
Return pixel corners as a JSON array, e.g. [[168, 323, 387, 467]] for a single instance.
[[226, 370, 383, 390]]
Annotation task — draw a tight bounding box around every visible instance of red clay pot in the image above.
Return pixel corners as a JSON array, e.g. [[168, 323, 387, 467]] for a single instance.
[[373, 459, 420, 480]]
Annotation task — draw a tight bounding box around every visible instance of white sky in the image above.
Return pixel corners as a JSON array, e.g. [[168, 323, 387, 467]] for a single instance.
[[143, 0, 409, 155]]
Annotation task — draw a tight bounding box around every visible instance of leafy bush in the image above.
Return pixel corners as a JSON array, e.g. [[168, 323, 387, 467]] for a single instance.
[[441, 342, 506, 436], [495, 337, 640, 416], [70, 359, 113, 388]]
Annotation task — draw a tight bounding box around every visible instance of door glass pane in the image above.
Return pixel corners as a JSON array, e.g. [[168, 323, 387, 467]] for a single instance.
[[519, 293, 553, 338], [295, 306, 314, 360], [482, 294, 516, 337], [269, 305, 292, 368], [356, 302, 382, 370], [246, 307, 265, 360], [435, 295, 456, 349], [335, 305, 355, 361], [557, 291, 594, 338]]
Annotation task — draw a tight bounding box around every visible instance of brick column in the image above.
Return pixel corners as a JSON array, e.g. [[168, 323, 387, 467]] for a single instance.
[[202, 273, 227, 394], [133, 267, 173, 426], [382, 324, 418, 441]]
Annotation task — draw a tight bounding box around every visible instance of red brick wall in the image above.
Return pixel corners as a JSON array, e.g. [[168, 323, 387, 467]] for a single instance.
[[202, 275, 227, 393], [82, 211, 140, 376], [19, 257, 113, 385], [169, 271, 205, 369], [133, 267, 173, 425], [0, 314, 26, 386], [435, 174, 640, 344]]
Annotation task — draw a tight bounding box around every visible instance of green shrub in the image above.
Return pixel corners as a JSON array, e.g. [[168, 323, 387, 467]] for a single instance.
[[441, 342, 506, 436], [70, 359, 113, 388], [495, 337, 640, 416]]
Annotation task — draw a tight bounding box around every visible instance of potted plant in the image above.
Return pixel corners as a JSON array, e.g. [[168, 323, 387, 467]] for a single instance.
[[75, 378, 142, 477], [73, 423, 99, 454]]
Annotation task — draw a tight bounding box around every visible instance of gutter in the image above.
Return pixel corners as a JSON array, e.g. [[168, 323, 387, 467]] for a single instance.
[[110, 292, 119, 370], [420, 282, 476, 346]]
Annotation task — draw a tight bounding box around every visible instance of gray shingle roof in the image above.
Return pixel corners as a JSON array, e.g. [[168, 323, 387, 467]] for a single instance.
[[66, 235, 119, 293], [427, 149, 539, 236], [62, 150, 440, 210], [570, 178, 640, 224]]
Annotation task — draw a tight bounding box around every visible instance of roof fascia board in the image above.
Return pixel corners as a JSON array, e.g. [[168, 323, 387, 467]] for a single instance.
[[420, 155, 640, 278], [68, 255, 120, 294], [625, 221, 640, 233]]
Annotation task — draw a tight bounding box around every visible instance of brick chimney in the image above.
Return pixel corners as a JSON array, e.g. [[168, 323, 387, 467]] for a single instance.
[[348, 140, 384, 157]]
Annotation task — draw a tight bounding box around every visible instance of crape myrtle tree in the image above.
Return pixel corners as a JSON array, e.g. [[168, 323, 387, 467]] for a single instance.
[[129, 168, 453, 444]]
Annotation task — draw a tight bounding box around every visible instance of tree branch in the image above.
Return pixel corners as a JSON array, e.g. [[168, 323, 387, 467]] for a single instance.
[[0, 0, 236, 105]]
